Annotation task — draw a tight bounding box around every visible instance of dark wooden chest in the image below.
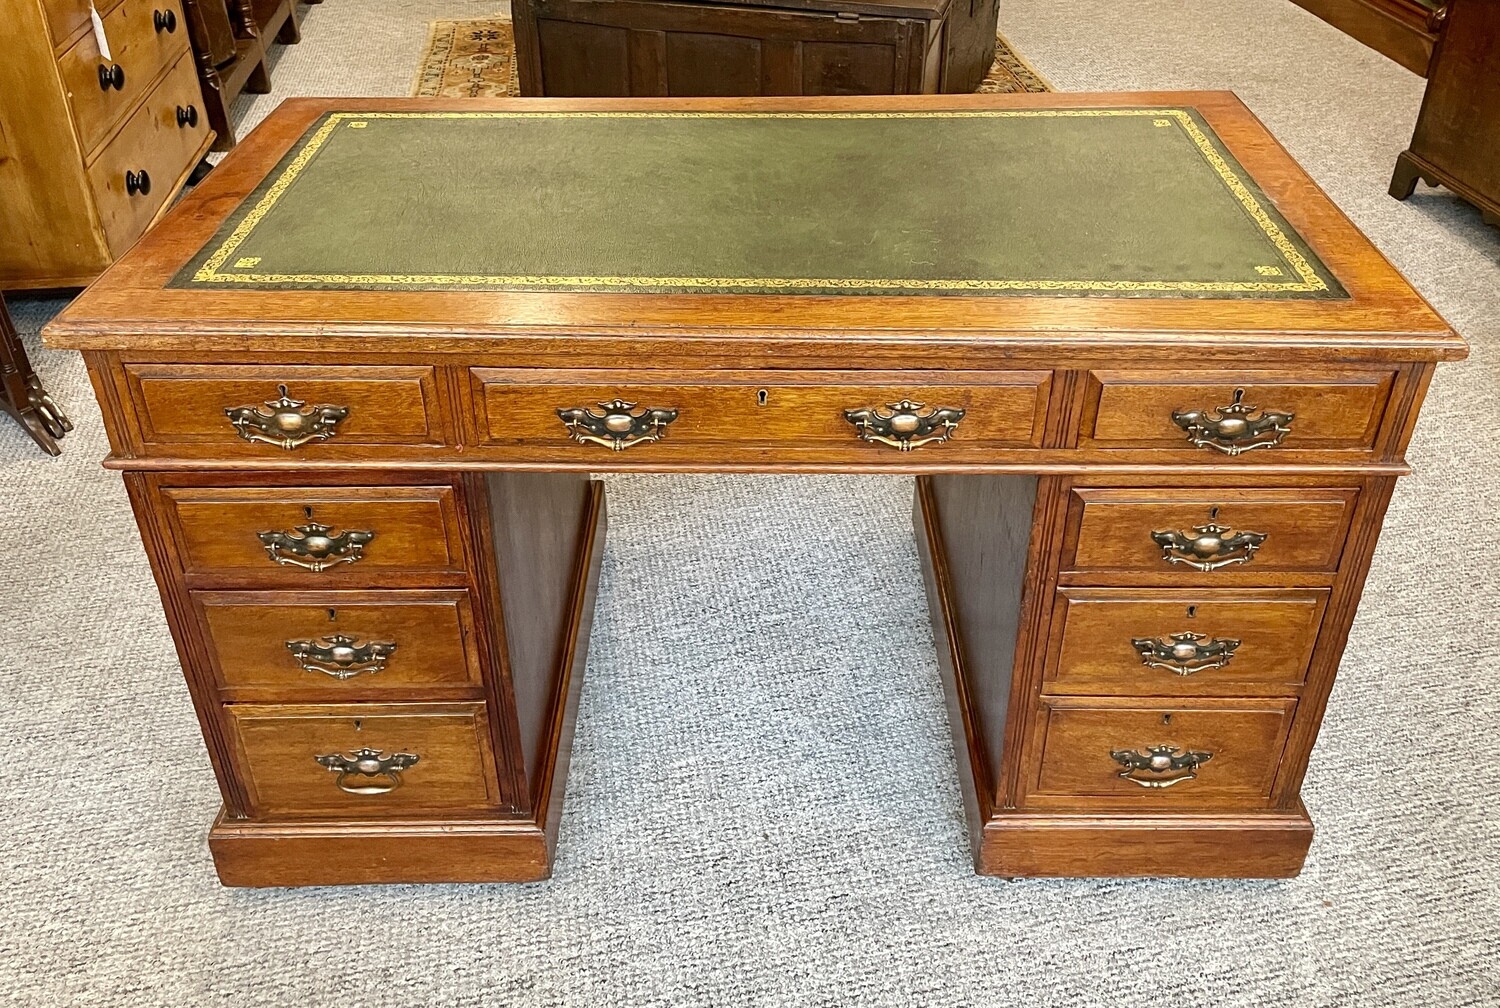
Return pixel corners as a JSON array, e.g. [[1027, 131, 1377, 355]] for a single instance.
[[512, 0, 999, 96]]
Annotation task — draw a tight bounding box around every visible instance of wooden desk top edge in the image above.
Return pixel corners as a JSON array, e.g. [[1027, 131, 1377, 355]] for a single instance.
[[45, 91, 1465, 362]]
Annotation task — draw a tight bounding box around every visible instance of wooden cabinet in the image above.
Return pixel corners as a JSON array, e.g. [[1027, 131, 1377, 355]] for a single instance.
[[0, 0, 215, 288], [1390, 0, 1500, 224], [513, 0, 997, 97]]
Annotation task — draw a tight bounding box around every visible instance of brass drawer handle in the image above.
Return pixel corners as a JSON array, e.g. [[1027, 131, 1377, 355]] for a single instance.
[[258, 521, 374, 572], [286, 634, 397, 679], [1151, 522, 1267, 572], [1110, 744, 1212, 788], [98, 63, 125, 91], [557, 399, 678, 451], [1131, 632, 1240, 676], [843, 400, 964, 451], [225, 384, 350, 450], [1172, 388, 1294, 456], [315, 748, 418, 794]]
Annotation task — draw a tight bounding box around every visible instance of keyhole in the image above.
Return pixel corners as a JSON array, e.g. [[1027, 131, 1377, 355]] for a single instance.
[[304, 505, 315, 519], [1208, 506, 1220, 521], [757, 389, 768, 406], [353, 719, 363, 731], [1186, 605, 1197, 619], [327, 608, 337, 622], [1162, 713, 1172, 725]]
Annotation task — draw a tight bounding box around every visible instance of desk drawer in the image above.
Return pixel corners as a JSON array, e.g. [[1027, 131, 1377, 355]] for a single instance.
[[1079, 370, 1395, 456], [121, 363, 449, 456], [1044, 588, 1328, 697], [1024, 698, 1295, 809], [193, 590, 483, 696], [469, 369, 1051, 459], [1062, 488, 1357, 579], [226, 703, 505, 817], [160, 485, 467, 582], [58, 0, 186, 154], [86, 50, 209, 257]]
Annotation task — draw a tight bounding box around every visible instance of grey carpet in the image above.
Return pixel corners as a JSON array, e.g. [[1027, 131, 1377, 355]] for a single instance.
[[3, 0, 1499, 1004]]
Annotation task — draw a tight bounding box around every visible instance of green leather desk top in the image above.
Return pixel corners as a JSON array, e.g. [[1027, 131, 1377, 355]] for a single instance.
[[174, 108, 1346, 300]]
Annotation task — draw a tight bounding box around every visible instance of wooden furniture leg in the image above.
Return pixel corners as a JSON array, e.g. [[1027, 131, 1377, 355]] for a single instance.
[[0, 294, 71, 455]]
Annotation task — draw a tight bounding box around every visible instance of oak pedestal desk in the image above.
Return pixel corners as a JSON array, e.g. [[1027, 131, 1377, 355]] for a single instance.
[[45, 93, 1466, 887]]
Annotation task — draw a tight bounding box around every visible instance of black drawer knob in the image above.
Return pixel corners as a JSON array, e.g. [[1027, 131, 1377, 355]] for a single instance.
[[97, 63, 125, 91], [125, 169, 152, 197], [153, 8, 176, 32], [176, 104, 198, 128]]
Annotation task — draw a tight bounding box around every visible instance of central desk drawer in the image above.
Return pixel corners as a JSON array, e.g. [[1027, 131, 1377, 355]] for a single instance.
[[468, 369, 1051, 459], [1024, 698, 1296, 810], [225, 702, 505, 817], [193, 590, 483, 696], [1044, 588, 1329, 697], [159, 485, 467, 582], [1062, 488, 1357, 580]]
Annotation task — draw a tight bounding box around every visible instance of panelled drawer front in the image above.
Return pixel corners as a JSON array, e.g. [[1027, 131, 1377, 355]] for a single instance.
[[193, 590, 483, 696], [58, 0, 187, 154], [1024, 698, 1296, 810], [86, 50, 209, 257], [1063, 488, 1357, 580], [161, 485, 466, 581], [1079, 370, 1395, 456], [1045, 588, 1329, 697], [226, 703, 505, 817], [470, 369, 1051, 459], [122, 363, 449, 455]]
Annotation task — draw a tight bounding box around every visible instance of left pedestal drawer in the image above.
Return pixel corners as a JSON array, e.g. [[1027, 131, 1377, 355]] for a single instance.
[[225, 703, 506, 818]]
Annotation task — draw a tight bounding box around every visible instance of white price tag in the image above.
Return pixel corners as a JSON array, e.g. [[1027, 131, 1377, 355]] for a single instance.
[[90, 3, 112, 61]]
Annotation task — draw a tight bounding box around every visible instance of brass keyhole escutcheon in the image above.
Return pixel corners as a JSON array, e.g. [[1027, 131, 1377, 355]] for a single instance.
[[757, 389, 768, 406], [1186, 605, 1197, 619], [1162, 713, 1172, 725]]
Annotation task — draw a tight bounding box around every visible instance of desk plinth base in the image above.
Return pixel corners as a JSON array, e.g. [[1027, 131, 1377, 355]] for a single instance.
[[208, 815, 556, 886], [975, 808, 1314, 879]]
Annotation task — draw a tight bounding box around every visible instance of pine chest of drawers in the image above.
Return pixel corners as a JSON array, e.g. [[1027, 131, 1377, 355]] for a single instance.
[[0, 0, 215, 288], [44, 93, 1465, 885]]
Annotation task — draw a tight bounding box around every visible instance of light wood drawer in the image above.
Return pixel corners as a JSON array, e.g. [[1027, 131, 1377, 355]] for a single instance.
[[160, 485, 467, 583], [1078, 370, 1395, 456], [1044, 588, 1329, 697], [1062, 488, 1358, 581], [59, 0, 187, 154], [86, 49, 208, 257], [226, 703, 505, 817], [469, 369, 1051, 460], [42, 0, 109, 46], [192, 590, 484, 698], [1024, 698, 1296, 809], [121, 363, 449, 455]]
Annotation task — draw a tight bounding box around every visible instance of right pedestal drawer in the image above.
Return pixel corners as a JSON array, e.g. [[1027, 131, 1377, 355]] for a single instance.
[[1022, 698, 1297, 810]]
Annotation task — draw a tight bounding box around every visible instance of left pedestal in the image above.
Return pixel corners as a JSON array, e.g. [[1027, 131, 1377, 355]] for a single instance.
[[125, 470, 606, 886]]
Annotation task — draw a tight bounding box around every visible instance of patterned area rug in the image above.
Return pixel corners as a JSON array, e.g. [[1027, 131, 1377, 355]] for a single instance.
[[413, 17, 1052, 97]]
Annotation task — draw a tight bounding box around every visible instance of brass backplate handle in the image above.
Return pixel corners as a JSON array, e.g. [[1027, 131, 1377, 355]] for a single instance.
[[557, 399, 679, 451], [258, 521, 375, 572], [1110, 745, 1212, 788], [843, 400, 965, 451], [315, 748, 419, 794], [286, 634, 397, 679], [1151, 522, 1267, 572], [1131, 631, 1241, 676], [225, 384, 350, 450], [1171, 388, 1294, 456]]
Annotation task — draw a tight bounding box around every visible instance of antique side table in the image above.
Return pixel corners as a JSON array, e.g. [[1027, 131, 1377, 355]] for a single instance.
[[45, 93, 1464, 886]]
